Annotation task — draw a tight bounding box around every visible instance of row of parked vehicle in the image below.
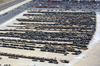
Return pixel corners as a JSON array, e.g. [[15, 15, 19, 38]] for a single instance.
[[0, 52, 69, 64], [0, 37, 88, 56], [0, 43, 35, 50], [0, 31, 92, 43], [17, 12, 96, 27], [41, 44, 82, 55]]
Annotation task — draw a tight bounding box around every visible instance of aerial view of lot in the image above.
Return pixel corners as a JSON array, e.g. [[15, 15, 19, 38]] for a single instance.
[[0, 0, 100, 66]]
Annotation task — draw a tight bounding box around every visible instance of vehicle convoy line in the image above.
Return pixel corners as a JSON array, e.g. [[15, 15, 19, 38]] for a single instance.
[[0, 0, 23, 11]]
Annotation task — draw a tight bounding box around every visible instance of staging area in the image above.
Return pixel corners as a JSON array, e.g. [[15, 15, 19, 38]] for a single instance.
[[0, 9, 99, 66]]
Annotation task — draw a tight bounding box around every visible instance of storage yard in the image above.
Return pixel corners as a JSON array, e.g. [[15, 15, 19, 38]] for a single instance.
[[0, 0, 100, 66], [0, 9, 97, 66]]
